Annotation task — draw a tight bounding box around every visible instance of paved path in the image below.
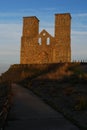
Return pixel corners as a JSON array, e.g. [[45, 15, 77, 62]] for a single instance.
[[5, 84, 79, 130]]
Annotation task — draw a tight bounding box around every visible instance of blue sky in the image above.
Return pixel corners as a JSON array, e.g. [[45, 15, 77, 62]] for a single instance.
[[0, 0, 87, 65]]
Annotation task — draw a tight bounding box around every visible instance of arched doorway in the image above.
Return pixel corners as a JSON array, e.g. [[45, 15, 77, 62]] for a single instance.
[[38, 51, 48, 63]]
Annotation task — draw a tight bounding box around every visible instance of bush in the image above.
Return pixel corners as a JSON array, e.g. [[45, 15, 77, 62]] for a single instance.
[[74, 95, 87, 111]]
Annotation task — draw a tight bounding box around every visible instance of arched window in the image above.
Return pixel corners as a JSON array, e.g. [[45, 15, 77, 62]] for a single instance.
[[47, 37, 50, 45], [38, 37, 41, 45]]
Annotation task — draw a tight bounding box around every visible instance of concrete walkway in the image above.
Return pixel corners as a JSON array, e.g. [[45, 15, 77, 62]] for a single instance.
[[5, 84, 79, 130]]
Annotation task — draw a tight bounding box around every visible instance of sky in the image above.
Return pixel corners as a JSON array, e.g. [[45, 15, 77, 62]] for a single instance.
[[0, 0, 87, 66]]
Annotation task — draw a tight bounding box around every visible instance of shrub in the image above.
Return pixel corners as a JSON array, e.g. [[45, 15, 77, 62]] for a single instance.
[[74, 95, 87, 111]]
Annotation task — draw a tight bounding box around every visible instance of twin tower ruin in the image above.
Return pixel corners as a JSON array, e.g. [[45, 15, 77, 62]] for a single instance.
[[20, 13, 71, 64]]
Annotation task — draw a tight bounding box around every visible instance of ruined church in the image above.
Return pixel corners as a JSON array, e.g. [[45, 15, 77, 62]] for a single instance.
[[20, 13, 71, 64]]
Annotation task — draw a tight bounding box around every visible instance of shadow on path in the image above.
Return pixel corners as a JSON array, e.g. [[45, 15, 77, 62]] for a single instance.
[[5, 84, 79, 130]]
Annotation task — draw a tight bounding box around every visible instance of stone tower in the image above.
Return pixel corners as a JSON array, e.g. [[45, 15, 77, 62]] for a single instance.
[[20, 13, 71, 64], [22, 16, 39, 37], [55, 14, 71, 62]]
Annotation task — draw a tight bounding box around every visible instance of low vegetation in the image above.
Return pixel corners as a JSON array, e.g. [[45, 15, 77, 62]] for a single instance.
[[19, 63, 87, 130], [0, 63, 87, 129], [0, 82, 12, 129]]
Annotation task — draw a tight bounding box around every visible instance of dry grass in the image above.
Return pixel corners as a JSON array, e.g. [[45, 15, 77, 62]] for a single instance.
[[1, 63, 87, 129], [19, 63, 87, 129]]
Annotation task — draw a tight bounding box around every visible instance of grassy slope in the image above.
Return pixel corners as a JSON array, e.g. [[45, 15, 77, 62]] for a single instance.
[[0, 63, 87, 129], [19, 63, 87, 130]]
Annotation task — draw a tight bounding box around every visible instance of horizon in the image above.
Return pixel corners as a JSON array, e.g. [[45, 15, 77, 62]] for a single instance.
[[0, 0, 87, 65]]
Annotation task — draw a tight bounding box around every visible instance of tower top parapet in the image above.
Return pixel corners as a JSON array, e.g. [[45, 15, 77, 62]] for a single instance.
[[23, 16, 39, 21], [55, 13, 71, 18]]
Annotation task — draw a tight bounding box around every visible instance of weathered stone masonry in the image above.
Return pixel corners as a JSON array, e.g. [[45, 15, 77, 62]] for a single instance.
[[20, 13, 71, 64]]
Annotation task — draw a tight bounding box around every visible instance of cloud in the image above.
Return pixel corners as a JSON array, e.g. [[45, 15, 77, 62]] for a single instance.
[[72, 13, 87, 17], [39, 7, 57, 12], [0, 12, 22, 17], [76, 13, 87, 17], [0, 23, 21, 64], [0, 49, 19, 55], [71, 29, 87, 61], [0, 23, 22, 43], [71, 12, 87, 60], [39, 21, 54, 36], [71, 30, 87, 35]]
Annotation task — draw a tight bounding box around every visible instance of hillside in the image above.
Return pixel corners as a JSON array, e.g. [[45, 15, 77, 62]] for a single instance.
[[19, 63, 87, 130], [0, 63, 87, 129]]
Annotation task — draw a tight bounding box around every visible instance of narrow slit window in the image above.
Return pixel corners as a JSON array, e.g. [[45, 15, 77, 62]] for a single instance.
[[38, 38, 41, 45], [47, 37, 50, 45]]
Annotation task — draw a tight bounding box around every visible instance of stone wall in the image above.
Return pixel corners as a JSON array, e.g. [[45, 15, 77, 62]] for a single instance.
[[20, 13, 71, 64]]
